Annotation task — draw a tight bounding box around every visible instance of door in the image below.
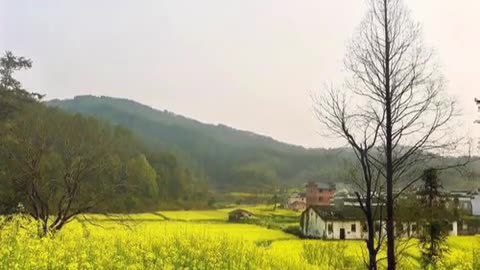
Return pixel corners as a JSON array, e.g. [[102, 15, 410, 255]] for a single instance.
[[339, 228, 346, 240]]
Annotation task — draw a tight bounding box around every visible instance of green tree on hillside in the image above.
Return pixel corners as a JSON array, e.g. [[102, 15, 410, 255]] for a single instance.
[[0, 105, 121, 235], [0, 51, 41, 120], [0, 51, 32, 91], [230, 163, 278, 194], [126, 155, 158, 198]]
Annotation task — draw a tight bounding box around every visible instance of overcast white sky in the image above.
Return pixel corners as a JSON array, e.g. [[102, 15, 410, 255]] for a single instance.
[[1, 0, 478, 149]]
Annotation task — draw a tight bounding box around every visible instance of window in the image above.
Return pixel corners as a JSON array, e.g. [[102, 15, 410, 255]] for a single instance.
[[328, 223, 333, 234], [351, 224, 356, 232], [449, 223, 454, 231], [411, 224, 417, 232], [362, 223, 368, 233]]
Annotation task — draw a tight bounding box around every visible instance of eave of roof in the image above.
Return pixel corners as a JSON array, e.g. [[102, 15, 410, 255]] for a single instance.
[[307, 206, 366, 221]]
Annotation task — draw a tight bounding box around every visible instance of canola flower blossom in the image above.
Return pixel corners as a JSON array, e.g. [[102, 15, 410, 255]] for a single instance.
[[0, 216, 478, 270]]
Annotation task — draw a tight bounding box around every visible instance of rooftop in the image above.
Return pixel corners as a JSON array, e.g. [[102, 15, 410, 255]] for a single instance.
[[306, 182, 336, 190], [309, 206, 365, 221]]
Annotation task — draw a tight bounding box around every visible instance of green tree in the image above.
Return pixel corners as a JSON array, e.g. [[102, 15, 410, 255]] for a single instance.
[[230, 163, 278, 193], [418, 168, 449, 269], [126, 155, 158, 198], [0, 51, 39, 215], [0, 51, 41, 120], [0, 51, 31, 91], [0, 105, 120, 235]]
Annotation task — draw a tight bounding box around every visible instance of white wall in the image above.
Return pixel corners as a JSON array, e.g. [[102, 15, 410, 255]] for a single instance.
[[301, 209, 458, 239], [449, 221, 458, 236], [326, 220, 365, 240], [472, 195, 480, 216], [397, 222, 457, 237], [302, 208, 326, 238]]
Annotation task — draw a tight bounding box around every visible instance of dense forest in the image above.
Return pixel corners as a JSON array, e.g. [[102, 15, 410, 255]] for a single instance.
[[0, 53, 210, 218], [49, 96, 480, 191], [48, 96, 355, 191], [0, 103, 210, 214]]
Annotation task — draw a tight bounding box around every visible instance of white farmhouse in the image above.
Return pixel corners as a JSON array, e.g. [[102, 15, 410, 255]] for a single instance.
[[300, 206, 458, 239], [301, 206, 366, 240]]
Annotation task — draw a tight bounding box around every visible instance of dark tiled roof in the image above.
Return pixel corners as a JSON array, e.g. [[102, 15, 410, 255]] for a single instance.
[[309, 206, 366, 221], [228, 209, 253, 215], [305, 182, 336, 190], [316, 182, 335, 189]]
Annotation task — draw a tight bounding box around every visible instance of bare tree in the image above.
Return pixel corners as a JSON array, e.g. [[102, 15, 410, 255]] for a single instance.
[[314, 0, 457, 269], [314, 90, 385, 270]]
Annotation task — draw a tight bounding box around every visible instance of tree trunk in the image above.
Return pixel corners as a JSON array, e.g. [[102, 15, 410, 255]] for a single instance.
[[42, 218, 49, 237], [383, 0, 395, 269], [366, 208, 378, 270]]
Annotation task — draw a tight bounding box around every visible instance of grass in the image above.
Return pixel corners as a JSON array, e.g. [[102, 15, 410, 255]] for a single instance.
[[84, 205, 301, 228], [157, 210, 228, 222]]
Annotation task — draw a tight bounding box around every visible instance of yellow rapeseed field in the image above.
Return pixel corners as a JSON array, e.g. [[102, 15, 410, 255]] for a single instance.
[[0, 209, 478, 270]]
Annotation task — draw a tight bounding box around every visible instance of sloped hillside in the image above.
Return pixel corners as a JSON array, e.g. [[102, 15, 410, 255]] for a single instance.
[[48, 95, 350, 190]]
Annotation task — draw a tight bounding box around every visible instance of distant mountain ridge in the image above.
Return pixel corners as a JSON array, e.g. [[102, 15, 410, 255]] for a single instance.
[[48, 95, 349, 190], [49, 95, 310, 150]]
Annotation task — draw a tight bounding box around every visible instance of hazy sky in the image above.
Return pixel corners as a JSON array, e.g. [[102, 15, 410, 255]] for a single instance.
[[1, 0, 478, 148]]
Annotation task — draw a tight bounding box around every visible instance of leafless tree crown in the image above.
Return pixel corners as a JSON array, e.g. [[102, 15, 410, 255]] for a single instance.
[[315, 0, 456, 179]]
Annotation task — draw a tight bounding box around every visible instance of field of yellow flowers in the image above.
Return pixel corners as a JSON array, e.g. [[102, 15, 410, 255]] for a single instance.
[[0, 207, 479, 270]]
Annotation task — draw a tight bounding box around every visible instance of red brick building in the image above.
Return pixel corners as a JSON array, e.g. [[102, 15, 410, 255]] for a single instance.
[[306, 182, 335, 207]]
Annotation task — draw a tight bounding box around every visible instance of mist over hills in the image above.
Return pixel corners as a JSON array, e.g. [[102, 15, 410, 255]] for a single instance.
[[48, 95, 479, 191]]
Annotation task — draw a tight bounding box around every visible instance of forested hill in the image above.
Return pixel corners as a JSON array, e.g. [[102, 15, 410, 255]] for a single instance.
[[48, 95, 351, 191], [48, 95, 480, 191]]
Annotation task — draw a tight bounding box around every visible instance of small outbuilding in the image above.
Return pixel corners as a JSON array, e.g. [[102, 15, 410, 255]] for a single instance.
[[228, 209, 254, 222]]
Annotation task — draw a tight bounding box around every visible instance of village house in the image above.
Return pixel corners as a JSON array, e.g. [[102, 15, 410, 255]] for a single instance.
[[301, 206, 366, 240], [444, 190, 476, 214], [306, 182, 335, 207], [286, 182, 336, 211], [300, 206, 458, 240], [285, 192, 307, 211], [424, 189, 480, 217], [333, 197, 383, 208], [288, 200, 307, 212]]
